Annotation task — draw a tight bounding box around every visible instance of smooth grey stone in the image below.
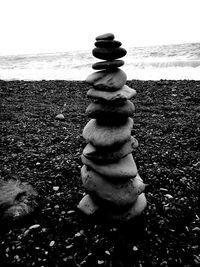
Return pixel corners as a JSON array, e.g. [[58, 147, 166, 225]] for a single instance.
[[86, 100, 135, 119], [83, 136, 139, 163], [81, 153, 138, 179], [92, 47, 127, 60], [81, 165, 145, 207], [95, 40, 122, 48], [82, 118, 133, 147], [86, 69, 127, 92], [87, 85, 137, 102], [92, 60, 124, 70], [107, 193, 147, 221], [77, 194, 99, 215], [96, 33, 115, 40]]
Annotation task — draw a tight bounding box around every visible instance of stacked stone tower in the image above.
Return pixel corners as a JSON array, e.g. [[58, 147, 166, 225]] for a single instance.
[[78, 33, 147, 221]]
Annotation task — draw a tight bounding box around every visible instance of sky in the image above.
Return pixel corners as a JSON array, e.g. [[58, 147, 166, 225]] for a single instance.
[[0, 0, 199, 56]]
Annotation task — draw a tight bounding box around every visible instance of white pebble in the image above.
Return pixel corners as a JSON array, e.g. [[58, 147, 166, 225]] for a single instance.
[[49, 241, 55, 247], [29, 224, 40, 230], [53, 186, 59, 191]]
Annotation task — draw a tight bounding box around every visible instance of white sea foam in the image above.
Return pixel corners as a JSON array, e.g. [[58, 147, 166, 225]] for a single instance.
[[0, 43, 199, 81]]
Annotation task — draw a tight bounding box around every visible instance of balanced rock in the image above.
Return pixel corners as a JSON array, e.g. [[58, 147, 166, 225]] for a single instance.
[[92, 60, 124, 70], [96, 33, 115, 40], [83, 136, 139, 163], [92, 47, 127, 60], [77, 194, 99, 215], [86, 100, 135, 119], [81, 153, 138, 179], [87, 85, 137, 102], [82, 118, 133, 147], [81, 165, 145, 207], [86, 69, 127, 91], [107, 193, 147, 222], [95, 40, 122, 48]]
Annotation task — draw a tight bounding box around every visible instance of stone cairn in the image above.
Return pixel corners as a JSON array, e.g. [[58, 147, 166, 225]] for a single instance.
[[78, 33, 147, 221]]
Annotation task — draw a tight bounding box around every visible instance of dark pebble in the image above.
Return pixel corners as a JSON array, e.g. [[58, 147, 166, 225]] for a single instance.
[[92, 47, 127, 60]]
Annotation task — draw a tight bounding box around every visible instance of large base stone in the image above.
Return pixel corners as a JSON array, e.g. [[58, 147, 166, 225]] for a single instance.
[[106, 193, 147, 222], [81, 165, 145, 207]]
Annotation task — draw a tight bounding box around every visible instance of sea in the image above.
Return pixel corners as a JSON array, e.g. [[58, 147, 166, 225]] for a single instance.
[[0, 42, 199, 81]]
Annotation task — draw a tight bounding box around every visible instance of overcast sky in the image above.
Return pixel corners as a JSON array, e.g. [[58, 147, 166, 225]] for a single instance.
[[0, 0, 199, 56]]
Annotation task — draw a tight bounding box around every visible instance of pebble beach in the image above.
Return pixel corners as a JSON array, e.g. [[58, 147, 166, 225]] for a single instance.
[[0, 78, 200, 266]]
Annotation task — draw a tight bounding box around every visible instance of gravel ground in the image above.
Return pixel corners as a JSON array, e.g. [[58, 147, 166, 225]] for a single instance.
[[0, 79, 200, 267]]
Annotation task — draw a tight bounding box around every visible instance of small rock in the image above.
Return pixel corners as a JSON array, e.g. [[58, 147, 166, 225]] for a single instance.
[[81, 154, 138, 179], [92, 59, 124, 70], [82, 118, 133, 147], [86, 69, 127, 91], [86, 99, 135, 120], [53, 186, 59, 191], [55, 114, 64, 120], [49, 241, 55, 247], [92, 47, 127, 60], [87, 85, 137, 102], [96, 33, 115, 40], [83, 136, 138, 163], [165, 194, 173, 199], [133, 246, 138, 251], [77, 194, 99, 215], [95, 40, 122, 48], [29, 224, 40, 230]]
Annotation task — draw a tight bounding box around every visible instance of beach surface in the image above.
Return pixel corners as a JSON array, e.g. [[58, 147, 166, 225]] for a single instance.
[[0, 79, 200, 266]]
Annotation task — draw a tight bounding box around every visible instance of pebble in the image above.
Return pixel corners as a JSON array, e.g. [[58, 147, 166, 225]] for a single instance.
[[82, 118, 133, 147], [29, 224, 40, 230], [92, 59, 124, 70], [96, 33, 115, 40], [87, 85, 137, 102], [77, 194, 99, 215], [55, 114, 64, 120], [53, 186, 59, 191], [81, 153, 138, 179], [86, 69, 127, 91], [92, 47, 127, 60], [49, 241, 55, 247], [95, 40, 122, 48]]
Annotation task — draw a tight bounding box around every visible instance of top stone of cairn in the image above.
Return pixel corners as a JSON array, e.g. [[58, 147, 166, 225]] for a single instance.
[[96, 33, 115, 41]]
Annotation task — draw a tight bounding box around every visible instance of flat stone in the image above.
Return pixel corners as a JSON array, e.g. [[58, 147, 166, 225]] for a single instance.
[[86, 100, 135, 119], [81, 166, 145, 207], [82, 118, 133, 147], [108, 193, 147, 222], [103, 193, 147, 222], [81, 153, 138, 179], [83, 136, 139, 163], [77, 194, 99, 215], [92, 60, 124, 70], [55, 114, 64, 120], [87, 85, 137, 102], [96, 33, 115, 40], [95, 40, 122, 48], [92, 47, 127, 60], [86, 69, 127, 92]]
